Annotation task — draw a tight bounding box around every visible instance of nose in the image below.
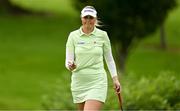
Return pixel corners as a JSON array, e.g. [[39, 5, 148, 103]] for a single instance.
[[86, 19, 90, 21]]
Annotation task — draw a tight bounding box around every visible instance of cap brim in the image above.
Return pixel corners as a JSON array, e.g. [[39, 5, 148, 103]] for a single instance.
[[81, 12, 96, 17]]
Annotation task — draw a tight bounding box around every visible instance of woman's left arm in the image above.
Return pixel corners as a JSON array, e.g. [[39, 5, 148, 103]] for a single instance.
[[104, 51, 121, 93], [103, 31, 121, 93]]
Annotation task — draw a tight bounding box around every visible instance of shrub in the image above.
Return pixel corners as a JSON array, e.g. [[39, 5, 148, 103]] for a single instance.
[[115, 71, 180, 110]]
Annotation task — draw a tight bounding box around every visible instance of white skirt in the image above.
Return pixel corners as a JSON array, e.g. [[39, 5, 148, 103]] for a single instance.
[[72, 85, 107, 103], [71, 72, 108, 103]]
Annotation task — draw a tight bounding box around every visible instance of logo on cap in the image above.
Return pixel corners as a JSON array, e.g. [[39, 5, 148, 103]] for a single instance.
[[81, 6, 97, 18]]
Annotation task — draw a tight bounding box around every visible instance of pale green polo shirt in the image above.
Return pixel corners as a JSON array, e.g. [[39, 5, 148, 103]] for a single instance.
[[66, 26, 111, 91]]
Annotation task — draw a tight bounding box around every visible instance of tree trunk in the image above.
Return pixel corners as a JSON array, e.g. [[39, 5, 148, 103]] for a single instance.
[[160, 23, 167, 50], [119, 47, 128, 74], [114, 43, 128, 74]]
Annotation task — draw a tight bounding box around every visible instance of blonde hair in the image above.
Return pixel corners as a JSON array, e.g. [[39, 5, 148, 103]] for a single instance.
[[95, 19, 103, 27]]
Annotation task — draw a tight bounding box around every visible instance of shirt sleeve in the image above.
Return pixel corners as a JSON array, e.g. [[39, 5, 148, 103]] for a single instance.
[[103, 32, 118, 78], [65, 33, 75, 70]]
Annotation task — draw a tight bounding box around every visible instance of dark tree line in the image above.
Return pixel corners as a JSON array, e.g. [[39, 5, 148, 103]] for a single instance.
[[0, 0, 32, 15]]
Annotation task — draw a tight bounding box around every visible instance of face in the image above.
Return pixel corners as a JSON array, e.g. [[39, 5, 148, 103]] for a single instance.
[[81, 15, 96, 29]]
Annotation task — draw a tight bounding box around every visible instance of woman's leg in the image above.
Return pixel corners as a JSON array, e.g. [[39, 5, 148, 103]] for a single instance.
[[77, 102, 85, 111], [84, 100, 103, 111]]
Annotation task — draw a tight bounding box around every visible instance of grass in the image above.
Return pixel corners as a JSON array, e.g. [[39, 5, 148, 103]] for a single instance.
[[10, 0, 78, 16], [0, 15, 79, 109]]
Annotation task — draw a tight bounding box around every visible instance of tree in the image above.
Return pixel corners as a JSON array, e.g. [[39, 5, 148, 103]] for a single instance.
[[74, 0, 177, 73], [0, 0, 33, 15]]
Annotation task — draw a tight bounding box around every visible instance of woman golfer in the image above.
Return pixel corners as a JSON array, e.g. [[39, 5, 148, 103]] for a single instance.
[[65, 6, 121, 110]]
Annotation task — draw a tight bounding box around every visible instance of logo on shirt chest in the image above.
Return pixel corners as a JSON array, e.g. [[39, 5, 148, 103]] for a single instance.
[[77, 41, 97, 45], [77, 41, 85, 44]]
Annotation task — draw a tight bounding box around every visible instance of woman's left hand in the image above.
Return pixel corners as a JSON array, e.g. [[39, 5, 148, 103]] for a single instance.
[[112, 76, 121, 94]]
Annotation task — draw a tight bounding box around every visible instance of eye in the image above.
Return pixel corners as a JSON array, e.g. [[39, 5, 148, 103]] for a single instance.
[[84, 16, 94, 19]]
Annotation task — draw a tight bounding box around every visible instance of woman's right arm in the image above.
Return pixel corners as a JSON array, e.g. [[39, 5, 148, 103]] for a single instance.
[[65, 33, 76, 71], [66, 49, 76, 71]]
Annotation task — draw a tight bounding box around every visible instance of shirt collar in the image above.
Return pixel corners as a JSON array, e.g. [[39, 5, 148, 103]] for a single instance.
[[79, 26, 97, 36]]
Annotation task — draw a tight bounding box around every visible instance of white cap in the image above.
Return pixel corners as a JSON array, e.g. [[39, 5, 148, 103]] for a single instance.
[[81, 6, 97, 18]]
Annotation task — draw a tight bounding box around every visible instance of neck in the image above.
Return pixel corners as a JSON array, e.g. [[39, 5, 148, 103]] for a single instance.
[[82, 26, 94, 35]]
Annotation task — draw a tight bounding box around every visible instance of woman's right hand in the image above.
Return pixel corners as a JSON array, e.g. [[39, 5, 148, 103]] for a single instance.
[[68, 61, 76, 71]]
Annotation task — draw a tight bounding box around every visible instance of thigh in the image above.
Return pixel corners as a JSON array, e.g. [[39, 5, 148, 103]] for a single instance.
[[84, 100, 104, 111], [77, 102, 85, 111]]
